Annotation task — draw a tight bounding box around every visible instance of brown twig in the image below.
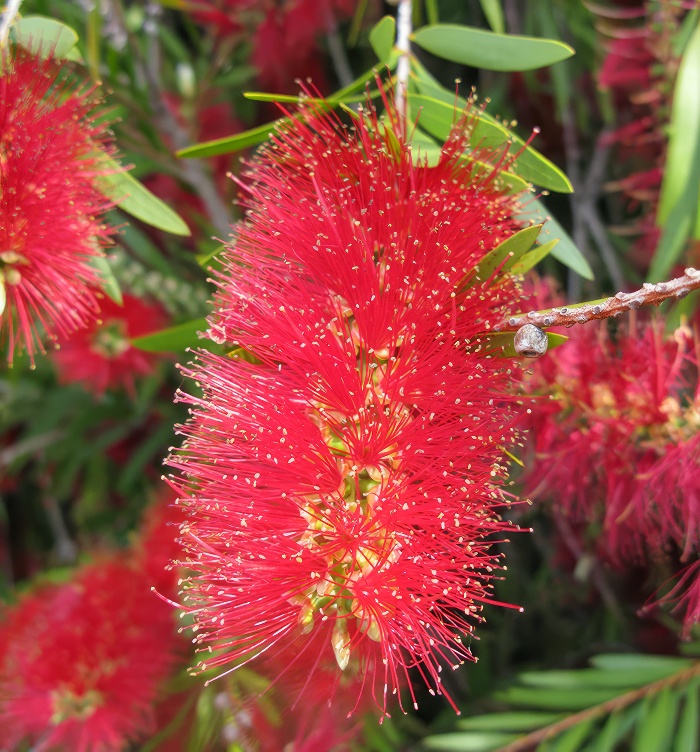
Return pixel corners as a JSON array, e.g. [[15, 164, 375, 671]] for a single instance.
[[495, 268, 700, 333], [497, 660, 700, 752]]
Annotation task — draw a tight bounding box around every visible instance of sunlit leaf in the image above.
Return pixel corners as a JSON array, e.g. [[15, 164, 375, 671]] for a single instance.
[[98, 156, 191, 236], [657, 23, 700, 225], [457, 712, 562, 732], [11, 16, 78, 59], [132, 318, 208, 352], [422, 731, 520, 750], [412, 24, 574, 72], [369, 15, 396, 62]]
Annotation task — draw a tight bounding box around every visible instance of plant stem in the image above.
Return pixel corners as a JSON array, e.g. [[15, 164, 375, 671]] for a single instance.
[[395, 0, 413, 127], [499, 660, 700, 752], [495, 268, 700, 332]]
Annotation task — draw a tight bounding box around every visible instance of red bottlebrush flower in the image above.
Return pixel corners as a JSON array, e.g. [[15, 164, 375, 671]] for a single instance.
[[166, 94, 529, 713], [51, 293, 168, 396], [0, 48, 117, 364], [0, 558, 181, 752]]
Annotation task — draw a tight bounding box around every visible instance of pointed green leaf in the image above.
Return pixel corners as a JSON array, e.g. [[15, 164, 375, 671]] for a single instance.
[[518, 666, 688, 689], [657, 23, 700, 225], [479, 0, 505, 33], [548, 718, 595, 752], [180, 64, 387, 160], [633, 687, 679, 752], [470, 224, 543, 286], [520, 198, 594, 278], [494, 685, 624, 710], [593, 707, 638, 752], [674, 678, 700, 752], [177, 120, 286, 159], [457, 711, 562, 732], [422, 731, 520, 751], [412, 24, 575, 72], [89, 255, 122, 305], [98, 157, 191, 236], [369, 15, 396, 62], [511, 239, 559, 275], [11, 16, 78, 59], [648, 185, 697, 281], [132, 318, 208, 352], [589, 654, 693, 673]]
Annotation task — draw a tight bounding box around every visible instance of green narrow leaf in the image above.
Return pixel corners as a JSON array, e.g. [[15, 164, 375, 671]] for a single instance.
[[10, 16, 78, 59], [347, 0, 370, 46], [479, 0, 505, 33], [519, 198, 594, 279], [648, 185, 697, 281], [589, 654, 693, 673], [518, 666, 688, 690], [470, 224, 543, 286], [657, 22, 700, 225], [592, 707, 637, 752], [422, 731, 520, 751], [369, 15, 395, 62], [482, 331, 568, 358], [180, 61, 385, 160], [457, 711, 562, 732], [674, 677, 700, 752], [494, 686, 625, 710], [547, 718, 595, 752], [425, 0, 439, 25], [97, 157, 191, 236], [633, 687, 679, 752], [89, 255, 122, 305], [132, 318, 208, 352], [177, 120, 285, 159], [412, 24, 575, 72], [510, 239, 560, 275]]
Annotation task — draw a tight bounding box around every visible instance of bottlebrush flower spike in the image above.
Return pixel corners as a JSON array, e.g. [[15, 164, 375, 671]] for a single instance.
[[0, 47, 117, 365], [0, 558, 181, 752], [166, 91, 529, 714], [52, 293, 169, 396]]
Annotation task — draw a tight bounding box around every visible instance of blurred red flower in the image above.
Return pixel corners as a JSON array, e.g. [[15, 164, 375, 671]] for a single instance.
[[167, 95, 528, 713], [52, 294, 168, 396], [0, 49, 117, 364], [522, 307, 700, 635], [0, 558, 181, 752]]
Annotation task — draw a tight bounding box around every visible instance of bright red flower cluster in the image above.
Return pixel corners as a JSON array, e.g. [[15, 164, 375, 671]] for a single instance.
[[51, 293, 168, 396], [522, 307, 699, 634], [0, 49, 116, 364], [0, 554, 181, 752], [167, 96, 529, 713]]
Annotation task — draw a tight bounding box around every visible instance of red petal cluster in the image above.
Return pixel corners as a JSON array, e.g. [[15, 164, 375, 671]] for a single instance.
[[0, 556, 181, 752], [51, 293, 168, 396], [522, 309, 700, 633], [167, 97, 528, 712], [0, 49, 116, 364]]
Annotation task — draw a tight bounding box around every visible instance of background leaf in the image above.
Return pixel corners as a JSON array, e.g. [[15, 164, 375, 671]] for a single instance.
[[412, 24, 575, 72]]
